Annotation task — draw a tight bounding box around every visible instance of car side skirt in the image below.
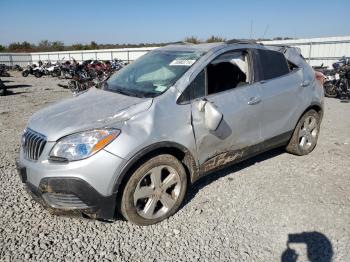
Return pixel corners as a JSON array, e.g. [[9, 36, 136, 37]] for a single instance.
[[198, 131, 293, 176]]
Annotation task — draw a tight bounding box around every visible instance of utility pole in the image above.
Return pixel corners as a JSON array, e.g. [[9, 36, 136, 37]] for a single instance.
[[250, 20, 253, 39]]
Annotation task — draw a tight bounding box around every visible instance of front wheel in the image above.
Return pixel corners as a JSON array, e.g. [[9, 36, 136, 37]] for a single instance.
[[22, 70, 29, 77], [286, 109, 320, 156], [119, 154, 188, 225], [68, 80, 79, 94]]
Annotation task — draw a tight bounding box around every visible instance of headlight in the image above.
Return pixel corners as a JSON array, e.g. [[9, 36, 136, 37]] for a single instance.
[[50, 129, 120, 161]]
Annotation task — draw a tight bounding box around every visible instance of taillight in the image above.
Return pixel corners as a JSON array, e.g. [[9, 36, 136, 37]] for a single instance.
[[315, 71, 326, 85]]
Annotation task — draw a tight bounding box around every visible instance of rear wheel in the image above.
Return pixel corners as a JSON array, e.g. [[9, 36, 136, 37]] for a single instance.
[[34, 71, 43, 78], [286, 109, 320, 156], [51, 69, 61, 77], [324, 82, 337, 97], [0, 81, 6, 96], [119, 154, 187, 225]]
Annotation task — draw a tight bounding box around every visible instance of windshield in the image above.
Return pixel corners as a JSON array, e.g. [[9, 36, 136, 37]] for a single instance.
[[104, 50, 203, 97]]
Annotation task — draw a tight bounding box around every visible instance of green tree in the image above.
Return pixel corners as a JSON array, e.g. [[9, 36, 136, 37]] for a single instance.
[[71, 43, 85, 50], [8, 41, 33, 52], [184, 36, 201, 44], [206, 35, 226, 43], [38, 40, 52, 51], [51, 41, 65, 51], [90, 41, 98, 50], [0, 45, 5, 52]]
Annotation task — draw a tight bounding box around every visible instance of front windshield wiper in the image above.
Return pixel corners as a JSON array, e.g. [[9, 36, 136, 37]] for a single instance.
[[103, 82, 158, 98], [104, 82, 140, 97], [114, 87, 138, 97]]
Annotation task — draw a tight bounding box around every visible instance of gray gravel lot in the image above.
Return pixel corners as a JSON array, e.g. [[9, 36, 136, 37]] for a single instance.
[[0, 72, 349, 261]]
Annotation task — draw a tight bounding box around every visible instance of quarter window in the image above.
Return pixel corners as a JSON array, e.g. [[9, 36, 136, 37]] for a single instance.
[[257, 49, 290, 80]]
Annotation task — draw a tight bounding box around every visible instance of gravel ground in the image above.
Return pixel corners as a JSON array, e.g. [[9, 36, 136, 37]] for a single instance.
[[0, 72, 349, 261]]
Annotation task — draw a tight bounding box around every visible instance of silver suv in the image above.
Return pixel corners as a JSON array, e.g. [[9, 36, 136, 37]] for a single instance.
[[17, 41, 324, 225]]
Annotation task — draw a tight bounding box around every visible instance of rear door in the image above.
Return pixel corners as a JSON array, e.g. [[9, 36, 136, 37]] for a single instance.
[[255, 49, 304, 141]]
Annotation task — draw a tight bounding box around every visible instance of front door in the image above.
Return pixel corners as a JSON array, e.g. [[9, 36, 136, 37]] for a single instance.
[[187, 50, 262, 173]]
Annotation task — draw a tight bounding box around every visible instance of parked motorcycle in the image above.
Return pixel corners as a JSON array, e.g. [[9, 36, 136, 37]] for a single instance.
[[0, 64, 11, 77], [68, 64, 94, 94], [323, 57, 350, 101]]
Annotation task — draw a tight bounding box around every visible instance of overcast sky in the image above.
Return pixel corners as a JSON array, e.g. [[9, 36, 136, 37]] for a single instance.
[[0, 0, 349, 45]]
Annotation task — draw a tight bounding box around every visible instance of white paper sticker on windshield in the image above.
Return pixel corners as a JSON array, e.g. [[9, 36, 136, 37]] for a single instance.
[[169, 59, 196, 66], [155, 85, 167, 92]]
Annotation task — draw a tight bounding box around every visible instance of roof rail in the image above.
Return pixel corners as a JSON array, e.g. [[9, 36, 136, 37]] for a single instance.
[[225, 39, 260, 45], [166, 41, 193, 45]]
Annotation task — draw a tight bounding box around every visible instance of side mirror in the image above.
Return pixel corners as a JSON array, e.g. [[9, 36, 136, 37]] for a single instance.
[[202, 100, 223, 131]]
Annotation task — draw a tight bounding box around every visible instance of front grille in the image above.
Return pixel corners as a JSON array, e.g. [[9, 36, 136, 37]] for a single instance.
[[22, 129, 47, 161], [42, 193, 89, 209]]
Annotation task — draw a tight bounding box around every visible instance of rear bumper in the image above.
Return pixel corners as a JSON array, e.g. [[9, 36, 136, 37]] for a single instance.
[[16, 162, 117, 220]]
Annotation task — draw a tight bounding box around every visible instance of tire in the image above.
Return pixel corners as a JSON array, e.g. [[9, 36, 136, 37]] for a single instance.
[[324, 82, 337, 98], [119, 154, 188, 225], [51, 69, 61, 78], [34, 71, 43, 78], [22, 71, 29, 77], [0, 82, 6, 96], [286, 109, 320, 156], [68, 80, 79, 94]]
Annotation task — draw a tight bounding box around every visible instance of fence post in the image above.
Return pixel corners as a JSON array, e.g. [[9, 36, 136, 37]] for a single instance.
[[127, 50, 130, 63], [308, 42, 312, 63], [111, 51, 113, 60], [9, 54, 13, 67], [81, 52, 84, 62], [95, 52, 98, 60], [58, 53, 60, 61], [38, 53, 41, 63]]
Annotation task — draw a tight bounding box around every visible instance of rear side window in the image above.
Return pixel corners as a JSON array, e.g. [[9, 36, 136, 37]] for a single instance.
[[257, 49, 290, 80]]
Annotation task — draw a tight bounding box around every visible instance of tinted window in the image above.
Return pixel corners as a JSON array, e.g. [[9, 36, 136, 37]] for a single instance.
[[192, 70, 206, 98], [258, 49, 290, 80]]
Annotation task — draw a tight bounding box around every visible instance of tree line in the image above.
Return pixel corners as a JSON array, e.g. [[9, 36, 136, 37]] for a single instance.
[[0, 36, 295, 53]]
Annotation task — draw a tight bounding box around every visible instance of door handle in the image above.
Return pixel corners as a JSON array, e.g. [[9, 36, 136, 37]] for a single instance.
[[248, 97, 261, 105], [301, 80, 311, 87]]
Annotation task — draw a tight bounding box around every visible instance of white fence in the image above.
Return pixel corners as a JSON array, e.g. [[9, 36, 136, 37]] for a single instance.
[[1, 36, 350, 68], [261, 35, 350, 67]]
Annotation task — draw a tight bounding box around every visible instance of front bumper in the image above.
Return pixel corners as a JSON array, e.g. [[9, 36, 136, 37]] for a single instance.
[[17, 148, 127, 220], [17, 166, 117, 219]]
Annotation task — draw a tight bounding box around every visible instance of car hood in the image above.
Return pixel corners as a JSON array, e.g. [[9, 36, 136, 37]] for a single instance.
[[28, 88, 152, 141]]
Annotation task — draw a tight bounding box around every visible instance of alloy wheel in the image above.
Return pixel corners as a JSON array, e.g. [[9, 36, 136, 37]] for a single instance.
[[133, 165, 181, 219], [298, 115, 318, 151]]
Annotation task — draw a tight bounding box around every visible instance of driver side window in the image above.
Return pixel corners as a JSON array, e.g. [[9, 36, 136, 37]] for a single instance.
[[179, 50, 251, 103]]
